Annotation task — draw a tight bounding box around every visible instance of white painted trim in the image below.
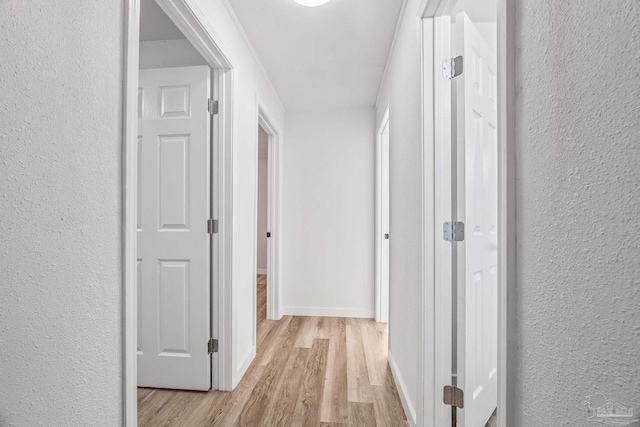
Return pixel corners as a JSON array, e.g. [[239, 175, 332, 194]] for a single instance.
[[123, 1, 237, 422], [155, 0, 236, 393], [418, 1, 515, 426], [156, 0, 232, 69], [258, 107, 282, 321], [210, 66, 235, 392], [123, 1, 140, 425], [256, 268, 268, 275], [283, 307, 375, 318], [236, 345, 256, 381], [220, 0, 286, 113], [374, 0, 408, 110], [388, 350, 417, 427], [497, 1, 517, 425], [417, 15, 437, 427], [375, 106, 390, 324]]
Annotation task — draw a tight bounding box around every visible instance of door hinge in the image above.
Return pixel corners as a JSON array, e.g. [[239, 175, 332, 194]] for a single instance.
[[443, 385, 464, 408], [443, 56, 463, 79], [384, 233, 390, 240], [443, 221, 464, 242], [208, 338, 218, 354], [208, 99, 219, 115], [266, 232, 271, 238], [207, 219, 219, 234]]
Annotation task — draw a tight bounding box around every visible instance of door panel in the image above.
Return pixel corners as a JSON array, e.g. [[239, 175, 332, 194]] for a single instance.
[[455, 12, 498, 427], [137, 65, 211, 391]]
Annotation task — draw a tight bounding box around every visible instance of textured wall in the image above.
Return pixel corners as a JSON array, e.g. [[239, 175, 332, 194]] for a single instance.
[[515, 0, 640, 424], [0, 1, 123, 425]]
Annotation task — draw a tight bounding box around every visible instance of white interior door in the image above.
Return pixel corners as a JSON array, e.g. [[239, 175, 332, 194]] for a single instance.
[[454, 12, 498, 426], [137, 65, 211, 390]]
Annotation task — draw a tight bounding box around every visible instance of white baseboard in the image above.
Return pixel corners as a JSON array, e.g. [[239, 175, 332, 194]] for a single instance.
[[388, 350, 417, 427], [283, 306, 375, 318], [234, 345, 256, 389], [256, 268, 267, 275]]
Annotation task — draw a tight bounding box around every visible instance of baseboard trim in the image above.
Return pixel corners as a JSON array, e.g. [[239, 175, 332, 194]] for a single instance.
[[256, 268, 267, 275], [234, 345, 256, 389], [388, 350, 417, 427], [283, 306, 375, 318]]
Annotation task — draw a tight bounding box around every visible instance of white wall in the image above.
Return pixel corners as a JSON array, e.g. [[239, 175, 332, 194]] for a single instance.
[[282, 108, 375, 318], [0, 5, 285, 426], [139, 39, 208, 69], [0, 0, 123, 425], [187, 0, 285, 387], [257, 127, 268, 273], [514, 0, 640, 424], [375, 0, 422, 422]]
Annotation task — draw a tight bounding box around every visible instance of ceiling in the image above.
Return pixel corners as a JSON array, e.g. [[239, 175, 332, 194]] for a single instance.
[[140, 0, 185, 41], [228, 0, 404, 111]]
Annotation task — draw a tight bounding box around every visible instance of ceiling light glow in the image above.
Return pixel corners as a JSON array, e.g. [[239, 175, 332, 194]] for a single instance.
[[293, 0, 332, 7]]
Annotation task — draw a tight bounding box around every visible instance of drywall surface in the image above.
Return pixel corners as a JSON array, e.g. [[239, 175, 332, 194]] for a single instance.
[[282, 108, 375, 318], [190, 0, 285, 387], [257, 127, 268, 273], [374, 0, 422, 422], [514, 0, 640, 424], [139, 39, 208, 69], [0, 0, 123, 425]]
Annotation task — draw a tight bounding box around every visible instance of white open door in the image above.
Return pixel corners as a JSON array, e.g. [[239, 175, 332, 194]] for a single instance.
[[137, 65, 211, 390], [454, 12, 498, 427]]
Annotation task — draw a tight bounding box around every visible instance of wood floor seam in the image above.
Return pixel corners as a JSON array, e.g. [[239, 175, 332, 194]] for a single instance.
[[137, 275, 409, 427]]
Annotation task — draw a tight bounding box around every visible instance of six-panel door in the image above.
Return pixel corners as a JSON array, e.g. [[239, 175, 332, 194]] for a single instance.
[[137, 65, 211, 391], [455, 12, 499, 427]]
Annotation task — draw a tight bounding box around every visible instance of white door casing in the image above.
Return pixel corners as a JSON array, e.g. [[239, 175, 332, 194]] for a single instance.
[[455, 12, 498, 427], [137, 65, 211, 390], [381, 119, 390, 323], [375, 108, 390, 323]]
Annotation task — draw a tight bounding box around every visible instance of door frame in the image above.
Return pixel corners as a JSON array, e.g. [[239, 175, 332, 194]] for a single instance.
[[375, 106, 390, 323], [252, 106, 282, 326], [417, 0, 516, 426], [123, 0, 235, 424]]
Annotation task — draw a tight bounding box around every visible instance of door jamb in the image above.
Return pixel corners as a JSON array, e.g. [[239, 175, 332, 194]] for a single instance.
[[417, 0, 516, 426], [255, 106, 282, 322], [123, 0, 235, 424], [375, 106, 390, 323]]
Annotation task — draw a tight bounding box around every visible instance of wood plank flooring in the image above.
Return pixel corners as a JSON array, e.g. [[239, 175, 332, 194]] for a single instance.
[[257, 274, 267, 326], [138, 275, 408, 426]]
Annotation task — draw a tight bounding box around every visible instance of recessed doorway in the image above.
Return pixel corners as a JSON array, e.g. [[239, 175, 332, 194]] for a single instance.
[[256, 124, 269, 328], [375, 107, 390, 324], [253, 108, 282, 335]]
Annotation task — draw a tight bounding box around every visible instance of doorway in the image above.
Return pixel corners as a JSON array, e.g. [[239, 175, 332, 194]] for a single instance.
[[375, 107, 390, 324], [254, 109, 281, 328], [256, 124, 269, 329], [419, 0, 514, 426], [124, 0, 235, 423]]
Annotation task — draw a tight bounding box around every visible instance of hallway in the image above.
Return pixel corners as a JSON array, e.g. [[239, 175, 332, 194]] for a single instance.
[[138, 304, 407, 425]]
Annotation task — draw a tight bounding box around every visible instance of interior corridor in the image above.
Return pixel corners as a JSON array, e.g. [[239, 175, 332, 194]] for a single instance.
[[137, 319, 407, 426], [137, 277, 407, 426]]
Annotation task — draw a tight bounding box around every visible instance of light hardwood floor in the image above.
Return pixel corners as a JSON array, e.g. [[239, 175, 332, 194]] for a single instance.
[[257, 274, 267, 326], [138, 277, 408, 426]]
